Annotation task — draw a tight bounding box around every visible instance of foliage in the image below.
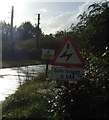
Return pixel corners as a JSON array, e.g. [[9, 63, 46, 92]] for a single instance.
[[20, 38, 36, 51], [2, 78, 56, 119], [2, 1, 109, 119], [49, 79, 109, 119], [39, 35, 62, 51], [17, 21, 42, 41], [69, 1, 109, 56], [48, 48, 109, 119]]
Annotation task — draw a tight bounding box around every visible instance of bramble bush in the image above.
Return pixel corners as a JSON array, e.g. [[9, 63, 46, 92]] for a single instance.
[[48, 48, 109, 119]]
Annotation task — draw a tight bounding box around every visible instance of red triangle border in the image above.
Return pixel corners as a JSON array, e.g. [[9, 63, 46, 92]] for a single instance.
[[51, 36, 85, 67]]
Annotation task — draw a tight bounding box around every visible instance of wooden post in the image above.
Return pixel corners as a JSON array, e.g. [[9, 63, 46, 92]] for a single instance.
[[45, 59, 49, 79], [64, 81, 69, 88], [36, 13, 40, 49]]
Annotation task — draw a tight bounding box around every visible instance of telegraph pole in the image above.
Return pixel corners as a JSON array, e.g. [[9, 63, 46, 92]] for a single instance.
[[36, 13, 40, 49], [10, 6, 14, 49]]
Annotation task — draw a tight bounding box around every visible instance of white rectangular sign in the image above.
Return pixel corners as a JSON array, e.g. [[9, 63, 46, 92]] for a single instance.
[[51, 66, 83, 81]]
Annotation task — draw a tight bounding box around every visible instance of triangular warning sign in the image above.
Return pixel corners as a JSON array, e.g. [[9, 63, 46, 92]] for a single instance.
[[51, 37, 85, 67]]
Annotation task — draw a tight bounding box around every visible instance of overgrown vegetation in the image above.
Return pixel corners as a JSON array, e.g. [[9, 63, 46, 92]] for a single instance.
[[2, 72, 57, 119], [1, 1, 109, 119], [2, 50, 109, 119], [48, 49, 109, 119]]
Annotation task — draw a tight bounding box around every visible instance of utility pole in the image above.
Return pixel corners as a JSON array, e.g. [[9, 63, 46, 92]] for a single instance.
[[10, 6, 14, 49], [36, 13, 40, 49]]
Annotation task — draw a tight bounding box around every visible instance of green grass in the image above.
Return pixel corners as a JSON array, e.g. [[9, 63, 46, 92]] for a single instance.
[[2, 72, 57, 119]]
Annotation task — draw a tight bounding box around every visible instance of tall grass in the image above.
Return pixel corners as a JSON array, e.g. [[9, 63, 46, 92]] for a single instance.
[[2, 72, 56, 119]]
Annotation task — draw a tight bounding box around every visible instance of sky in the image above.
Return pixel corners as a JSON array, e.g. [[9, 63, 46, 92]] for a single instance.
[[0, 0, 102, 34]]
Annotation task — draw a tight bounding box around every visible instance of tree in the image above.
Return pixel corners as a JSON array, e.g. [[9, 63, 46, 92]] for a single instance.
[[16, 21, 42, 41], [17, 21, 34, 41], [70, 1, 109, 56], [1, 21, 11, 41]]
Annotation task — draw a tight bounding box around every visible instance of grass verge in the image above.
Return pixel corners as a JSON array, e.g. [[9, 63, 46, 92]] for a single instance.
[[2, 72, 57, 119]]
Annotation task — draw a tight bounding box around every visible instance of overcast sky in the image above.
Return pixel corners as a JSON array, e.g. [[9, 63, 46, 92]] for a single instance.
[[0, 0, 101, 34]]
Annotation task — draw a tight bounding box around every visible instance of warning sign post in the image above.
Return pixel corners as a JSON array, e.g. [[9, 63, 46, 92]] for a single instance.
[[51, 37, 85, 81], [42, 49, 55, 78]]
